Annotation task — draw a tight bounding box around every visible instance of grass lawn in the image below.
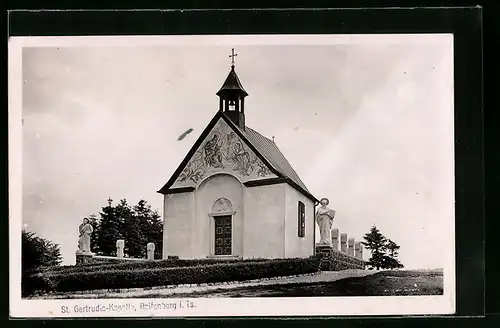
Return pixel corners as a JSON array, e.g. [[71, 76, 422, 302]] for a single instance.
[[155, 270, 443, 298]]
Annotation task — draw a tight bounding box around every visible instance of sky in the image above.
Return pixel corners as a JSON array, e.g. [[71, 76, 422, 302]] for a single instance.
[[20, 36, 455, 268]]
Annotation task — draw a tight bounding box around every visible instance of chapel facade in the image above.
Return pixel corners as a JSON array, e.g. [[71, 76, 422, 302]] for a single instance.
[[158, 52, 319, 260]]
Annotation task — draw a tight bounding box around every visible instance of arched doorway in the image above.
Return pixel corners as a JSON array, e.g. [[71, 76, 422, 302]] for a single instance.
[[195, 173, 243, 258], [210, 198, 234, 255]]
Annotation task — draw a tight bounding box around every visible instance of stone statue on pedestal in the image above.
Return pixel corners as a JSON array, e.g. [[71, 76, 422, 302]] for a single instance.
[[315, 197, 336, 245], [77, 218, 93, 254]]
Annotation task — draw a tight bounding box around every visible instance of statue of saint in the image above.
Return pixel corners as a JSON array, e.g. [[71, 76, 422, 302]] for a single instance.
[[315, 198, 336, 245], [78, 218, 94, 253]]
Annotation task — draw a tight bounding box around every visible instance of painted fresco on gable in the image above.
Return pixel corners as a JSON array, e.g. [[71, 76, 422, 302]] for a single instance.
[[173, 119, 276, 188]]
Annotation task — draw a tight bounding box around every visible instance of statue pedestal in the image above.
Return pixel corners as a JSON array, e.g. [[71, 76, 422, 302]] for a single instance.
[[315, 244, 334, 270], [316, 243, 332, 253], [75, 250, 94, 265]]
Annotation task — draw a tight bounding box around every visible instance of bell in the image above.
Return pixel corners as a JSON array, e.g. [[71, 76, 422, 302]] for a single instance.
[[229, 100, 235, 108]]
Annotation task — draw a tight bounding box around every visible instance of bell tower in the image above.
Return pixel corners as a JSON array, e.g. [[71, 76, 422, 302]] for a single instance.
[[216, 49, 248, 130]]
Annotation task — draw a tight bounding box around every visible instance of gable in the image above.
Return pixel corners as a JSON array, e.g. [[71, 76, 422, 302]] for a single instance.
[[171, 117, 277, 188]]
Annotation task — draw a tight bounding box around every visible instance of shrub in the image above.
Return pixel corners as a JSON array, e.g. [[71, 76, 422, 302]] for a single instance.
[[21, 230, 63, 297], [315, 250, 365, 271], [24, 257, 320, 296], [22, 273, 58, 297], [22, 230, 62, 272], [34, 258, 271, 275]]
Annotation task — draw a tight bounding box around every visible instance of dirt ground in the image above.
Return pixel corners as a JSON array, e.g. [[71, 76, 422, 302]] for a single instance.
[[155, 270, 444, 298]]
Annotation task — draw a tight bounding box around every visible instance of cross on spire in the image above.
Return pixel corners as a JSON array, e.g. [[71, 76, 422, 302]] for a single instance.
[[229, 48, 238, 66]]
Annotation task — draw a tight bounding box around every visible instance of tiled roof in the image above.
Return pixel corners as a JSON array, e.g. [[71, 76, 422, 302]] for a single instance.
[[216, 66, 248, 96], [240, 126, 311, 194]]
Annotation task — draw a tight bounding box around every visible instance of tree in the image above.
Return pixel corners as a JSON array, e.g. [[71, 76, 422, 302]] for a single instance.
[[361, 226, 405, 270], [134, 199, 163, 259], [22, 229, 62, 273], [386, 239, 400, 258], [380, 256, 404, 269], [88, 198, 163, 259], [120, 199, 145, 258], [94, 198, 124, 256], [383, 239, 404, 269], [361, 225, 387, 270]]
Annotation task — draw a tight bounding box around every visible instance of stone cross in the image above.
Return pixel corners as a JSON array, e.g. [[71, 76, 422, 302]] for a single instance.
[[147, 242, 155, 260], [331, 228, 339, 250], [116, 239, 125, 258], [355, 241, 363, 260], [348, 238, 355, 257], [340, 233, 348, 253]]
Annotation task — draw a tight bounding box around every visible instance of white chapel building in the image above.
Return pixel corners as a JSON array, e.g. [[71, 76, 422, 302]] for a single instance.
[[158, 57, 319, 260]]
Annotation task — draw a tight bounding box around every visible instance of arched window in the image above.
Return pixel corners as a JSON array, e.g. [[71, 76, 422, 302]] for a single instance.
[[298, 201, 305, 238]]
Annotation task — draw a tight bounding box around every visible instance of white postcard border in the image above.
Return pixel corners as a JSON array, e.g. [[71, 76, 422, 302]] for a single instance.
[[9, 34, 455, 318]]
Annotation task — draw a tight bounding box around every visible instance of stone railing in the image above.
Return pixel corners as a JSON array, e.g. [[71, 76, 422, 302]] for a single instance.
[[75, 240, 157, 265], [315, 228, 366, 271]]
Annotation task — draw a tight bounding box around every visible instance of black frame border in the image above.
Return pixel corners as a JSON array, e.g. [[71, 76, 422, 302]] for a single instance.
[[6, 6, 484, 321]]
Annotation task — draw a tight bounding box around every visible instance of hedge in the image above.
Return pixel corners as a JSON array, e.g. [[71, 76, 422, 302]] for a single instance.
[[23, 257, 320, 296], [32, 258, 272, 276], [315, 250, 365, 271]]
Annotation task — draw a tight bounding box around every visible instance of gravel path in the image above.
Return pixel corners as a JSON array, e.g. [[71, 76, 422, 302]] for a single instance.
[[32, 270, 377, 299]]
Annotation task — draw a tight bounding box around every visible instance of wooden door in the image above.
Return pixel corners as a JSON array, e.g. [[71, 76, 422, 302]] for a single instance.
[[214, 215, 232, 255]]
